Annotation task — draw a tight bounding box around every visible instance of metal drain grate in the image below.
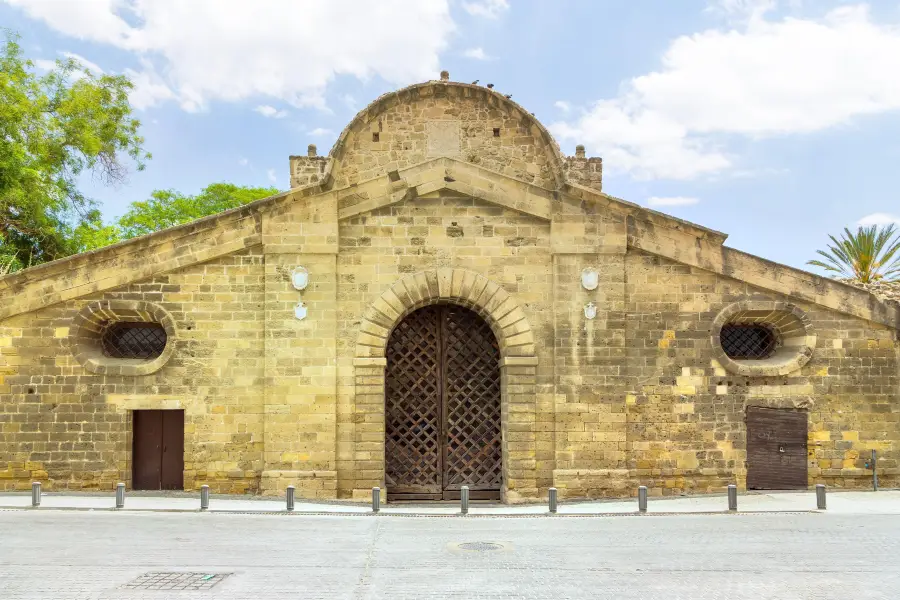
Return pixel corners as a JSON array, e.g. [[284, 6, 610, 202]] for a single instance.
[[457, 542, 504, 552], [122, 572, 230, 590]]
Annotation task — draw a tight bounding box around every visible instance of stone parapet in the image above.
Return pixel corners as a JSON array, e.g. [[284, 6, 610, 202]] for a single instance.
[[563, 145, 603, 191], [289, 144, 328, 188]]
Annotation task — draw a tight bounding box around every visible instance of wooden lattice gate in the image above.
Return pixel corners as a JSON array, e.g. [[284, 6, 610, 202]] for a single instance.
[[385, 304, 502, 500]]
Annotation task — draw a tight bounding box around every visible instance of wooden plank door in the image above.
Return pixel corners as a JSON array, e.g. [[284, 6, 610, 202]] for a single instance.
[[746, 406, 808, 490], [161, 410, 184, 490], [133, 410, 184, 490], [133, 410, 163, 490]]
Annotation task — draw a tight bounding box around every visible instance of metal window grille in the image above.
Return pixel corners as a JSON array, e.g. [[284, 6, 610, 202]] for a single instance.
[[720, 324, 777, 359], [101, 322, 167, 359]]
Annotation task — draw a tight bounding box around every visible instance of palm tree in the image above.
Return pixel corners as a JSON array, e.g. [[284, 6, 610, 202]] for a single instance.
[[808, 224, 900, 283]]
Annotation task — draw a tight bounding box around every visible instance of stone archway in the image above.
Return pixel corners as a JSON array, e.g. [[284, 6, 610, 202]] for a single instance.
[[352, 268, 539, 503]]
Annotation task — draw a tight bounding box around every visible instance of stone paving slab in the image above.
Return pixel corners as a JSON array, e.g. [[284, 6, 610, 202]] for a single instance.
[[0, 510, 898, 599]]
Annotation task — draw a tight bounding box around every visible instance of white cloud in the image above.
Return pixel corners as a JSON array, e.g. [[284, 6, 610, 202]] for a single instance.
[[550, 4, 900, 180], [554, 100, 571, 113], [125, 62, 176, 110], [254, 105, 289, 119], [647, 196, 700, 207], [60, 51, 104, 75], [339, 94, 358, 112], [32, 51, 105, 80], [706, 0, 777, 22], [858, 213, 900, 226], [5, 0, 455, 112], [309, 127, 334, 136], [238, 157, 249, 166], [32, 58, 56, 72], [266, 168, 278, 184], [463, 47, 491, 60], [462, 0, 509, 19]]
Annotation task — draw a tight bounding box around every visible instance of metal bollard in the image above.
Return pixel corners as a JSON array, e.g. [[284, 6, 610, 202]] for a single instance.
[[115, 483, 125, 509], [460, 486, 469, 515], [31, 482, 41, 507], [200, 485, 210, 511], [548, 487, 558, 514], [638, 486, 648, 513], [816, 484, 826, 510], [286, 485, 295, 512], [872, 450, 878, 492], [727, 484, 737, 511], [372, 487, 380, 514]]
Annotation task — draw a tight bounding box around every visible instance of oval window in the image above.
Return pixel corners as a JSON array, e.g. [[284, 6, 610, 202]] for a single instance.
[[720, 324, 777, 360], [101, 322, 168, 359]]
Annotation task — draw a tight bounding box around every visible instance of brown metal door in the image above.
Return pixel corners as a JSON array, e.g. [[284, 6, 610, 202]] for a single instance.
[[132, 410, 184, 490], [161, 410, 185, 490], [385, 304, 501, 500], [133, 410, 163, 490], [746, 406, 808, 490]]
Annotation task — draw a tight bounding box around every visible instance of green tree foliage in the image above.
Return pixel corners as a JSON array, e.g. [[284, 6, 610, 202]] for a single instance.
[[116, 183, 279, 239], [0, 31, 149, 274], [808, 224, 900, 283]]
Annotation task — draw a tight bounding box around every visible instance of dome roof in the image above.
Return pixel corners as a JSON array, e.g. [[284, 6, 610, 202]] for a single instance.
[[325, 77, 568, 189]]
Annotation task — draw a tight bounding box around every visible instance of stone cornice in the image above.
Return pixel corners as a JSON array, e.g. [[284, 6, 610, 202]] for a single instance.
[[627, 223, 900, 330]]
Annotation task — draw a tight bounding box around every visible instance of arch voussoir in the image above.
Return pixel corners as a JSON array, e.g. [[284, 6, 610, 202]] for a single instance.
[[352, 267, 539, 503], [380, 288, 408, 317], [355, 268, 536, 361]]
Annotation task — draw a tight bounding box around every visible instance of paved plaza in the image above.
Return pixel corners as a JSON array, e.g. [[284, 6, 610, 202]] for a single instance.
[[0, 496, 898, 599]]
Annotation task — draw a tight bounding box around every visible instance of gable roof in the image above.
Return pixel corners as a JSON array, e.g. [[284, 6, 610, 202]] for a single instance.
[[1, 159, 897, 331]]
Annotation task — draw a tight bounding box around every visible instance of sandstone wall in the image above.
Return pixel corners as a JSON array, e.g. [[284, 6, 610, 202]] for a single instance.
[[0, 76, 897, 500], [619, 251, 899, 497], [334, 192, 555, 497], [0, 249, 266, 492]]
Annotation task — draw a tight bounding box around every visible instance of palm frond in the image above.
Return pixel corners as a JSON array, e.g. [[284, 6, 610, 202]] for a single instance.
[[808, 223, 900, 282]]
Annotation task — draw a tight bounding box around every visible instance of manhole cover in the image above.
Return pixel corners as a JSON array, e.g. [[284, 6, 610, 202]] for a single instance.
[[122, 572, 230, 590], [457, 542, 504, 552]]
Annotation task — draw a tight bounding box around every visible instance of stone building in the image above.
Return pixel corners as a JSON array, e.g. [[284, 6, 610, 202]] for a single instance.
[[1, 73, 898, 502]]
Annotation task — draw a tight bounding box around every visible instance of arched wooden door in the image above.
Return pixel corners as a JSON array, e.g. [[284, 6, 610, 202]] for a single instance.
[[385, 304, 502, 501]]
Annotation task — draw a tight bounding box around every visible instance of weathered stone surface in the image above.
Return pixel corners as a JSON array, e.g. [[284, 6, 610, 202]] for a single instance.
[[844, 280, 900, 304], [0, 77, 897, 500]]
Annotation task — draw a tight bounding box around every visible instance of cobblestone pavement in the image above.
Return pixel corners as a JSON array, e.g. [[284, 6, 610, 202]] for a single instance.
[[0, 511, 897, 599]]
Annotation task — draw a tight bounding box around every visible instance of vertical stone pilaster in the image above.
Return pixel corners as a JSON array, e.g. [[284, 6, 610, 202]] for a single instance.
[[550, 244, 629, 498], [350, 358, 386, 500], [260, 253, 338, 498], [501, 357, 539, 502]]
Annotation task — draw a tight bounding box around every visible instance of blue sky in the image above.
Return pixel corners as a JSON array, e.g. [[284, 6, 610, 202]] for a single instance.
[[3, 0, 900, 273]]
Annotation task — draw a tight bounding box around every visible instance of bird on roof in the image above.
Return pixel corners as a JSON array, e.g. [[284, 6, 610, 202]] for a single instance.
[[505, 94, 512, 99], [471, 79, 479, 85], [486, 83, 494, 89]]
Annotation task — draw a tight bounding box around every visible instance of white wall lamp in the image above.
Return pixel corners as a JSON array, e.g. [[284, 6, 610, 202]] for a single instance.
[[583, 302, 597, 320], [291, 266, 309, 291], [291, 266, 310, 321], [294, 301, 309, 321], [581, 267, 599, 291]]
